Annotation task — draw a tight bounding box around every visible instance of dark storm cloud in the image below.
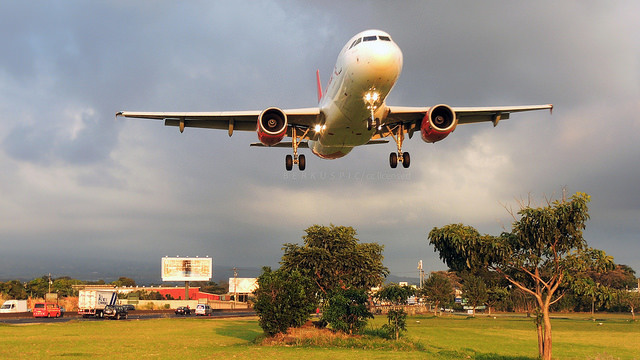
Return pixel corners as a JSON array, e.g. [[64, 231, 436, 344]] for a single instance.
[[1, 1, 639, 279]]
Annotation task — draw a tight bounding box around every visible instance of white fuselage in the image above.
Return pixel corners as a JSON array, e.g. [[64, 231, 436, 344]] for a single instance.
[[309, 30, 403, 159]]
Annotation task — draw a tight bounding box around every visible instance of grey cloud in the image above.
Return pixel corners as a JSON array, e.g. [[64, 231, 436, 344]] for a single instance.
[[1, 1, 639, 279]]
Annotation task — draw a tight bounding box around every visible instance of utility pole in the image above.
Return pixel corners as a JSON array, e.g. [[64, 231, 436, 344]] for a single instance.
[[418, 260, 424, 288], [233, 267, 238, 310]]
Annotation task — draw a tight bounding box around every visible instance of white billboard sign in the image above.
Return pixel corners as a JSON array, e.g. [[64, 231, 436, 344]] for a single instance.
[[229, 278, 258, 293], [162, 257, 212, 282]]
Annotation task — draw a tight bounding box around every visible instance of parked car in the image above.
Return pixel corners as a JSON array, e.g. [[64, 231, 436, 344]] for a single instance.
[[32, 303, 62, 318], [195, 304, 212, 316], [103, 305, 128, 320], [175, 306, 191, 315], [122, 304, 136, 311]]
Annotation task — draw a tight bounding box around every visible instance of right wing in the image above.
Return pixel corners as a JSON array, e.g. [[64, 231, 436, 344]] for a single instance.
[[386, 104, 553, 127], [116, 108, 320, 137]]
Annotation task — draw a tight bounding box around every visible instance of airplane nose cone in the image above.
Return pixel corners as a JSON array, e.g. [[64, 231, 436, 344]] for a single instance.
[[358, 42, 403, 78], [370, 43, 402, 71]]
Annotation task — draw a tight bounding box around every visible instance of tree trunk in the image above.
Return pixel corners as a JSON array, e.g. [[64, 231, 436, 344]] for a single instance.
[[541, 305, 553, 360], [535, 313, 544, 358]]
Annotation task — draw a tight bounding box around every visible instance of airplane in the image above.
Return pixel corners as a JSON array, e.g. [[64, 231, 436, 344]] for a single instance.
[[117, 29, 552, 171]]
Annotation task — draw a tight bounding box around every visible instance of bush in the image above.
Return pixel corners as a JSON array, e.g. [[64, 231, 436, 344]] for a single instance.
[[253, 267, 317, 337], [322, 288, 373, 335]]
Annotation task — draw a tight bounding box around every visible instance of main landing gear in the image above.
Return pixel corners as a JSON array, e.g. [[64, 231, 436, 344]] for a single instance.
[[285, 127, 309, 171], [386, 123, 410, 169]]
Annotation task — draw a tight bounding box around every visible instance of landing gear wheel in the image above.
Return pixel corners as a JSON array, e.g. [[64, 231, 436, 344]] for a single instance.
[[285, 154, 293, 171], [367, 118, 372, 131], [298, 154, 306, 171], [402, 152, 410, 168], [389, 152, 398, 168]]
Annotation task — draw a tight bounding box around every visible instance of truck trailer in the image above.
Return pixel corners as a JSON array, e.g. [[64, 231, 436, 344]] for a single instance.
[[77, 290, 117, 318]]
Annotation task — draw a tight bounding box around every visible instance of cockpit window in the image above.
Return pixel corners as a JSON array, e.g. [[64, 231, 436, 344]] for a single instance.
[[349, 37, 362, 49], [350, 35, 393, 49]]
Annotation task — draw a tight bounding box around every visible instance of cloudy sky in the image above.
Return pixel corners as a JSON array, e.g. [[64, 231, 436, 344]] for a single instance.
[[1, 1, 639, 281]]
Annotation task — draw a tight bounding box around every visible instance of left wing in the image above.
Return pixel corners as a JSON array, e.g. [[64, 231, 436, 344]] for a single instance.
[[116, 108, 320, 137], [387, 104, 553, 128]]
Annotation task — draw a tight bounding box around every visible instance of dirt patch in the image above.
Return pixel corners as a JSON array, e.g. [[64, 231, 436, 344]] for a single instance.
[[260, 325, 355, 346]]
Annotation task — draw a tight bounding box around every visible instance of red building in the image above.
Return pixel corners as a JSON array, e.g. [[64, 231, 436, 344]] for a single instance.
[[117, 286, 222, 301]]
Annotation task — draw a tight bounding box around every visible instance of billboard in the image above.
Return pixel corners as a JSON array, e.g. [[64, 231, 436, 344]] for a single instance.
[[162, 257, 212, 282], [228, 278, 258, 293]]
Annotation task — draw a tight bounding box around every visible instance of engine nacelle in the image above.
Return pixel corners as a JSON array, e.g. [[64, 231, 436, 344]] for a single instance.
[[421, 104, 457, 143], [257, 107, 288, 146]]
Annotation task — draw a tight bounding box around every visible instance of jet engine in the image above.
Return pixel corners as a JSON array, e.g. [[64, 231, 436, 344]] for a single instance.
[[421, 104, 457, 143], [257, 107, 288, 146]]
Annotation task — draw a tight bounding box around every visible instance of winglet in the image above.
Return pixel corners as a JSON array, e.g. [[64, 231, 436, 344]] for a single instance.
[[316, 69, 323, 103], [549, 104, 554, 115]]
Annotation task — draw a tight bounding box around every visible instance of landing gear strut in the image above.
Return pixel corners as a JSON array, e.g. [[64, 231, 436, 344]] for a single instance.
[[367, 117, 380, 131], [386, 123, 410, 169], [285, 127, 309, 171]]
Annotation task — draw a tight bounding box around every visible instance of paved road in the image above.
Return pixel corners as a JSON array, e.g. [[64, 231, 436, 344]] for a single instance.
[[0, 310, 256, 325]]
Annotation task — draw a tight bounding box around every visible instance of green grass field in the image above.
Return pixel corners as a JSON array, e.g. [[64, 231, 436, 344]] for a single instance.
[[0, 314, 638, 359]]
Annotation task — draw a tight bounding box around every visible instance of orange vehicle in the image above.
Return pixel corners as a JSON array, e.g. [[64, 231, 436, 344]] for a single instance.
[[32, 302, 62, 318]]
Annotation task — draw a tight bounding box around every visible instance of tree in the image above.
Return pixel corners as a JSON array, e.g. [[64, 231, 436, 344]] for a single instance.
[[52, 277, 83, 297], [570, 277, 616, 317], [0, 280, 27, 300], [322, 288, 373, 335], [112, 277, 136, 287], [485, 286, 509, 315], [376, 283, 415, 306], [192, 281, 228, 294], [26, 276, 50, 298], [461, 274, 488, 316], [253, 267, 317, 337], [428, 192, 613, 360], [591, 264, 637, 290], [376, 284, 415, 339], [280, 224, 389, 300], [422, 271, 454, 316], [617, 291, 640, 321]]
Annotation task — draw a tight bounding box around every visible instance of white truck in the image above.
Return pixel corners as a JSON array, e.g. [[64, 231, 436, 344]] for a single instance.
[[78, 290, 118, 318], [0, 300, 28, 313]]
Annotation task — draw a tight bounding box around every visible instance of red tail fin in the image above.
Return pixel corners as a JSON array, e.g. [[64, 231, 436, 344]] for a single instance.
[[316, 69, 323, 103]]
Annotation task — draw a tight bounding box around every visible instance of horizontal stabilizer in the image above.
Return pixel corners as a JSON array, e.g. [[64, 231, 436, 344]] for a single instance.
[[364, 140, 389, 145], [250, 142, 309, 148]]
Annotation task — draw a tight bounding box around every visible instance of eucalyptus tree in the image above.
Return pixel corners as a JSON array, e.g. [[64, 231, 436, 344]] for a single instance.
[[428, 192, 613, 360]]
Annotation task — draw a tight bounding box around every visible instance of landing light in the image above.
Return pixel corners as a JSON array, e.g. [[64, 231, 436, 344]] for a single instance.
[[364, 91, 380, 103], [314, 124, 326, 132]]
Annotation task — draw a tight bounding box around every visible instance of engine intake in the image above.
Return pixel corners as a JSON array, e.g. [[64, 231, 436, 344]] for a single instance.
[[257, 107, 288, 146], [421, 104, 457, 143]]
